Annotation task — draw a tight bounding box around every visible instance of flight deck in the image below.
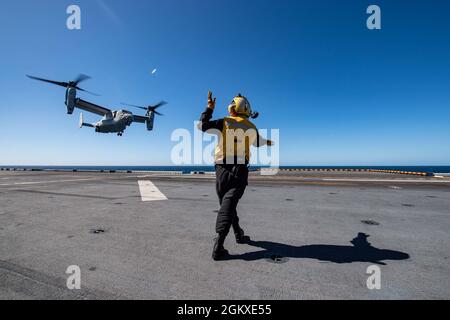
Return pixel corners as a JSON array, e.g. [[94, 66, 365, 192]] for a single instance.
[[0, 170, 449, 299]]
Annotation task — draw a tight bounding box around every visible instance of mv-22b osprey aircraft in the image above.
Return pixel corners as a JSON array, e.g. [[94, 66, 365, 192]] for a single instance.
[[27, 74, 167, 136]]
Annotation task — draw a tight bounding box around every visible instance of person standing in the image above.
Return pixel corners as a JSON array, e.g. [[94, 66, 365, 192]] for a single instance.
[[198, 91, 273, 260]]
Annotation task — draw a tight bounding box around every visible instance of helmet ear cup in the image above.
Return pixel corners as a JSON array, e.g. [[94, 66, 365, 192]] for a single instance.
[[228, 100, 237, 115], [232, 96, 252, 117]]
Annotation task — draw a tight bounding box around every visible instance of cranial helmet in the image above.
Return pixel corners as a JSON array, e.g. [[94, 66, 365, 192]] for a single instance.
[[228, 94, 258, 118]]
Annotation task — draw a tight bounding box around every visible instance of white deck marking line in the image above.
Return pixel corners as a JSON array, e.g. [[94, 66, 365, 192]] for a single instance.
[[138, 180, 168, 202], [322, 178, 450, 183]]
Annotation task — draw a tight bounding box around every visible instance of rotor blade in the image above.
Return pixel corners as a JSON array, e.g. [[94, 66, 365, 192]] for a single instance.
[[74, 74, 91, 86], [26, 75, 68, 88], [154, 111, 164, 116], [151, 101, 168, 109], [120, 102, 146, 110], [76, 87, 100, 96]]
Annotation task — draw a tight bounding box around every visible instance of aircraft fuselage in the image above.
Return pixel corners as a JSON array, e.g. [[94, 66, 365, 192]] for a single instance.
[[94, 110, 133, 133]]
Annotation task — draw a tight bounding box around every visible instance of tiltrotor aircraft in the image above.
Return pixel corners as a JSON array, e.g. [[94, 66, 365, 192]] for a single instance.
[[27, 74, 167, 136]]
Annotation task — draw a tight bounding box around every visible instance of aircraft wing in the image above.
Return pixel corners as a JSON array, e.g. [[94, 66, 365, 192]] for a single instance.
[[133, 115, 148, 123], [76, 99, 112, 116]]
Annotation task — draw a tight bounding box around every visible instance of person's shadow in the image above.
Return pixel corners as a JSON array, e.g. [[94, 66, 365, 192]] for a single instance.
[[226, 233, 409, 265]]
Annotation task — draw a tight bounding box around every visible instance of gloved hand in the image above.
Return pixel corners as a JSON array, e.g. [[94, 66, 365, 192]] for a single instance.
[[208, 91, 216, 110]]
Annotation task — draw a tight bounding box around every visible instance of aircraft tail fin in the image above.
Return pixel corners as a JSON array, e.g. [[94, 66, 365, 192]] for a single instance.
[[79, 113, 94, 128]]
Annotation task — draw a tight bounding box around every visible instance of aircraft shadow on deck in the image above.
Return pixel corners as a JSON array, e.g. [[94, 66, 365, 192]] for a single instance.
[[227, 233, 410, 265]]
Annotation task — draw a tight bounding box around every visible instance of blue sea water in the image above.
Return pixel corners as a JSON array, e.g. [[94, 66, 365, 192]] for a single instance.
[[1, 165, 450, 174]]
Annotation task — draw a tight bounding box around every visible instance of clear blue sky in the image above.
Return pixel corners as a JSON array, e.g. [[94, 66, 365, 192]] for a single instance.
[[0, 0, 449, 166]]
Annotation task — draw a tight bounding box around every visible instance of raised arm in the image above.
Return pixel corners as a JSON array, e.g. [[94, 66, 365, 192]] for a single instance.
[[197, 91, 224, 132]]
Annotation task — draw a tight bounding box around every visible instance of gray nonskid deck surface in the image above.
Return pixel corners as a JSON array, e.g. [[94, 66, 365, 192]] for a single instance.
[[0, 171, 449, 299]]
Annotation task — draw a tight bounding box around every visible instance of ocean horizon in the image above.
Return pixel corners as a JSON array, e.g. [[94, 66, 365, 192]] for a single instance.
[[1, 165, 450, 174]]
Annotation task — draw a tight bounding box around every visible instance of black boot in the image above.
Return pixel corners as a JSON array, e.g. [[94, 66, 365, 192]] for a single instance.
[[212, 234, 229, 261], [234, 227, 250, 244]]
